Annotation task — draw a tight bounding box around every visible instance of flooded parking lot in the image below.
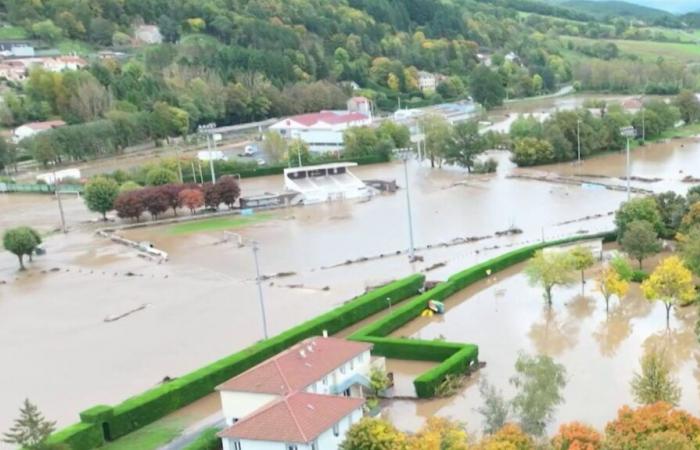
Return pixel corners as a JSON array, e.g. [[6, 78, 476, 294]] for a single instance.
[[0, 112, 699, 436], [384, 251, 700, 435]]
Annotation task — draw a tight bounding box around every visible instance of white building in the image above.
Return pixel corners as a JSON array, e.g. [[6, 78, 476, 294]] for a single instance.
[[217, 336, 379, 450], [134, 25, 163, 44], [36, 168, 81, 185], [0, 42, 34, 58], [268, 99, 372, 153], [13, 120, 66, 143], [418, 71, 437, 92]]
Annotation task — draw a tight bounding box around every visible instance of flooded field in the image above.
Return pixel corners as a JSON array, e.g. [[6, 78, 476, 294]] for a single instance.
[[0, 107, 699, 439], [384, 252, 700, 435]]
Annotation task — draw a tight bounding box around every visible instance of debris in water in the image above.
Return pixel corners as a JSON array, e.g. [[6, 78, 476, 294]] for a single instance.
[[104, 304, 149, 323]]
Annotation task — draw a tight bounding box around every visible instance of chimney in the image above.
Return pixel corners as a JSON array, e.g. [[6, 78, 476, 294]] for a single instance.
[[322, 330, 328, 338], [300, 350, 306, 358]]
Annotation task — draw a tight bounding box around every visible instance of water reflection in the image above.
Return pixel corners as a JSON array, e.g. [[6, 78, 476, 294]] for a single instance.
[[528, 306, 580, 356]]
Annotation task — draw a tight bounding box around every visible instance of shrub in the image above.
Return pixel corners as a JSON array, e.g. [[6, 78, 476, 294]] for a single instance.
[[182, 427, 221, 450]]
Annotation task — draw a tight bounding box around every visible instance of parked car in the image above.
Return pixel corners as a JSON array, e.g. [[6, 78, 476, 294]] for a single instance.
[[241, 145, 258, 156]]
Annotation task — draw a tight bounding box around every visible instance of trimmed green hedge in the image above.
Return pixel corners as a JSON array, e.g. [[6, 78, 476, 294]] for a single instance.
[[182, 427, 222, 450], [51, 274, 424, 447], [350, 231, 616, 398], [45, 422, 104, 450]]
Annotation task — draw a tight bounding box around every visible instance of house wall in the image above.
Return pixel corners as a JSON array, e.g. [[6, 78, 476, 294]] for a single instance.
[[221, 407, 363, 450], [220, 391, 278, 426], [305, 350, 372, 396]]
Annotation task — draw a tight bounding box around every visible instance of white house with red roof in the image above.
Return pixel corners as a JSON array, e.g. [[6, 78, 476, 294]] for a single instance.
[[216, 336, 379, 450], [12, 120, 66, 143], [268, 97, 372, 153]]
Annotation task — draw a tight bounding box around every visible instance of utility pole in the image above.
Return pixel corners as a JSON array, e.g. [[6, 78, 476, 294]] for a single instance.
[[252, 241, 269, 340], [620, 126, 635, 202], [396, 149, 416, 261], [641, 105, 646, 145], [52, 168, 66, 233], [198, 123, 216, 183]]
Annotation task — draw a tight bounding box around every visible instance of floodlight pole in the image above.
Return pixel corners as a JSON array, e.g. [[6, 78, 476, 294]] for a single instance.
[[252, 241, 269, 340]]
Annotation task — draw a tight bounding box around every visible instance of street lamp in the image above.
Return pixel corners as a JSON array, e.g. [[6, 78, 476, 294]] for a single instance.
[[198, 123, 217, 183], [576, 119, 582, 164], [395, 148, 416, 261], [52, 167, 66, 233], [620, 126, 636, 202], [251, 241, 269, 340]]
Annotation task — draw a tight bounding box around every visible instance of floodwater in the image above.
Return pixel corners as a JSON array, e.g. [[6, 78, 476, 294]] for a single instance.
[[0, 97, 699, 441], [384, 251, 700, 435]]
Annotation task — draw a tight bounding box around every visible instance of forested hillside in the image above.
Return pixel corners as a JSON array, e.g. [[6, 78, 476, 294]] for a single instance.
[[0, 0, 699, 167]]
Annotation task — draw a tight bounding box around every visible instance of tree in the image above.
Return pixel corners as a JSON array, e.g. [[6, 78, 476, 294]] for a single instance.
[[159, 184, 184, 215], [146, 168, 178, 186], [604, 403, 700, 450], [216, 176, 241, 209], [261, 131, 287, 163], [630, 350, 681, 406], [615, 197, 664, 239], [141, 187, 169, 220], [178, 188, 204, 214], [510, 353, 567, 436], [678, 227, 700, 276], [470, 65, 505, 109], [445, 121, 486, 172], [641, 256, 696, 328], [2, 399, 59, 450], [340, 417, 406, 450], [511, 138, 555, 166], [569, 246, 595, 286], [551, 422, 602, 450], [597, 265, 629, 313], [620, 220, 662, 269], [31, 20, 63, 43], [119, 181, 141, 193], [84, 177, 119, 220], [114, 191, 145, 222], [419, 114, 451, 168], [408, 417, 468, 450], [477, 380, 509, 434], [524, 250, 576, 306], [3, 227, 41, 270], [286, 139, 311, 166], [673, 90, 700, 124], [654, 191, 687, 237], [369, 367, 391, 395], [202, 183, 221, 210]]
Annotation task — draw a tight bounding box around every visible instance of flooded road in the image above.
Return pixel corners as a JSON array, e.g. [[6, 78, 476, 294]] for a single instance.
[[0, 109, 699, 439], [384, 251, 700, 435]]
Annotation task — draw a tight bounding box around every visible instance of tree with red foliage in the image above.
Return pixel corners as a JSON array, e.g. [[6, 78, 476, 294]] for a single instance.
[[159, 184, 185, 216], [604, 402, 700, 449], [215, 176, 241, 209], [141, 186, 169, 220], [114, 190, 145, 222], [551, 422, 602, 450], [179, 188, 204, 215], [202, 183, 221, 210]]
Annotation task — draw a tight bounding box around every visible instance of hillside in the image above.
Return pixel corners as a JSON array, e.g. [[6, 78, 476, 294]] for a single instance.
[[561, 0, 674, 21]]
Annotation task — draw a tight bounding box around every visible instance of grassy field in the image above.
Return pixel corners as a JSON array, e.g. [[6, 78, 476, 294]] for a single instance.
[[565, 36, 700, 64], [100, 418, 185, 450], [0, 25, 28, 40], [166, 213, 273, 235]]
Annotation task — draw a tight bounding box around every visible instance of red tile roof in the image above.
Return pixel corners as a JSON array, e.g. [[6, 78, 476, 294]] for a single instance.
[[285, 111, 368, 127], [217, 337, 371, 395], [20, 120, 66, 131], [218, 392, 364, 443]]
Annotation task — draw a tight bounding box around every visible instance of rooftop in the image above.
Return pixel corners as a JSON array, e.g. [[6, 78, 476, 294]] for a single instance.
[[218, 391, 364, 443], [217, 336, 371, 395], [17, 120, 66, 131], [282, 111, 368, 127]]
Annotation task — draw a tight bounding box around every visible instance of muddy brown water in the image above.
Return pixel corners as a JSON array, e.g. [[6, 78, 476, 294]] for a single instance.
[[383, 251, 700, 436], [0, 113, 698, 441]]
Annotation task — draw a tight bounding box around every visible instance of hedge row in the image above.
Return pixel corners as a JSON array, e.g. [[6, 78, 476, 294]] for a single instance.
[[350, 232, 616, 398], [182, 427, 222, 450], [50, 274, 424, 448], [45, 422, 104, 450]]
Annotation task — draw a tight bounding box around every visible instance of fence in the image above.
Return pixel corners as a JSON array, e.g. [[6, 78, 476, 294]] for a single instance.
[[0, 183, 84, 194]]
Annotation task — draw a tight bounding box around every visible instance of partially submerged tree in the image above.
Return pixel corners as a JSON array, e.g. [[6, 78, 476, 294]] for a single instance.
[[620, 220, 662, 269], [630, 350, 681, 406], [510, 353, 567, 436], [641, 256, 696, 328], [178, 188, 204, 215], [2, 399, 59, 450], [408, 417, 469, 450], [477, 380, 509, 434], [524, 250, 576, 306], [614, 197, 664, 239], [677, 226, 700, 276], [83, 176, 119, 220], [340, 417, 406, 450], [215, 176, 241, 209], [3, 227, 41, 270], [596, 265, 629, 313], [569, 246, 595, 286], [114, 190, 145, 222]]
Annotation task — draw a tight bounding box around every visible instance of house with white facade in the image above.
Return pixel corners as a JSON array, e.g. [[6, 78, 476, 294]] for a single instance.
[[418, 71, 437, 92], [216, 336, 378, 450], [134, 25, 163, 44], [12, 120, 66, 143], [268, 98, 372, 153], [0, 42, 34, 58]]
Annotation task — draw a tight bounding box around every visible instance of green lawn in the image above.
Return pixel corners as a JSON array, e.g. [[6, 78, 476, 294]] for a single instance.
[[56, 39, 93, 55], [565, 36, 700, 63], [166, 213, 273, 235], [0, 25, 28, 40], [100, 418, 185, 450]]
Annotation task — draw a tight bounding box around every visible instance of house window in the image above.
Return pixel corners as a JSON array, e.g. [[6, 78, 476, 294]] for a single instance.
[[232, 441, 242, 450], [286, 445, 298, 450], [333, 422, 340, 437], [322, 376, 328, 385], [311, 441, 318, 450], [340, 364, 346, 374], [358, 353, 364, 363], [350, 359, 354, 370]]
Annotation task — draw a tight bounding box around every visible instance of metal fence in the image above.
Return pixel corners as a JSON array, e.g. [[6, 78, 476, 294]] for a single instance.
[[0, 183, 83, 194]]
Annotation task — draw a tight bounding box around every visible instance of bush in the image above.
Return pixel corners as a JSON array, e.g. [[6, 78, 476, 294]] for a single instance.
[[631, 270, 649, 283], [45, 422, 104, 450], [182, 427, 222, 450], [473, 158, 498, 174], [58, 274, 424, 442]]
